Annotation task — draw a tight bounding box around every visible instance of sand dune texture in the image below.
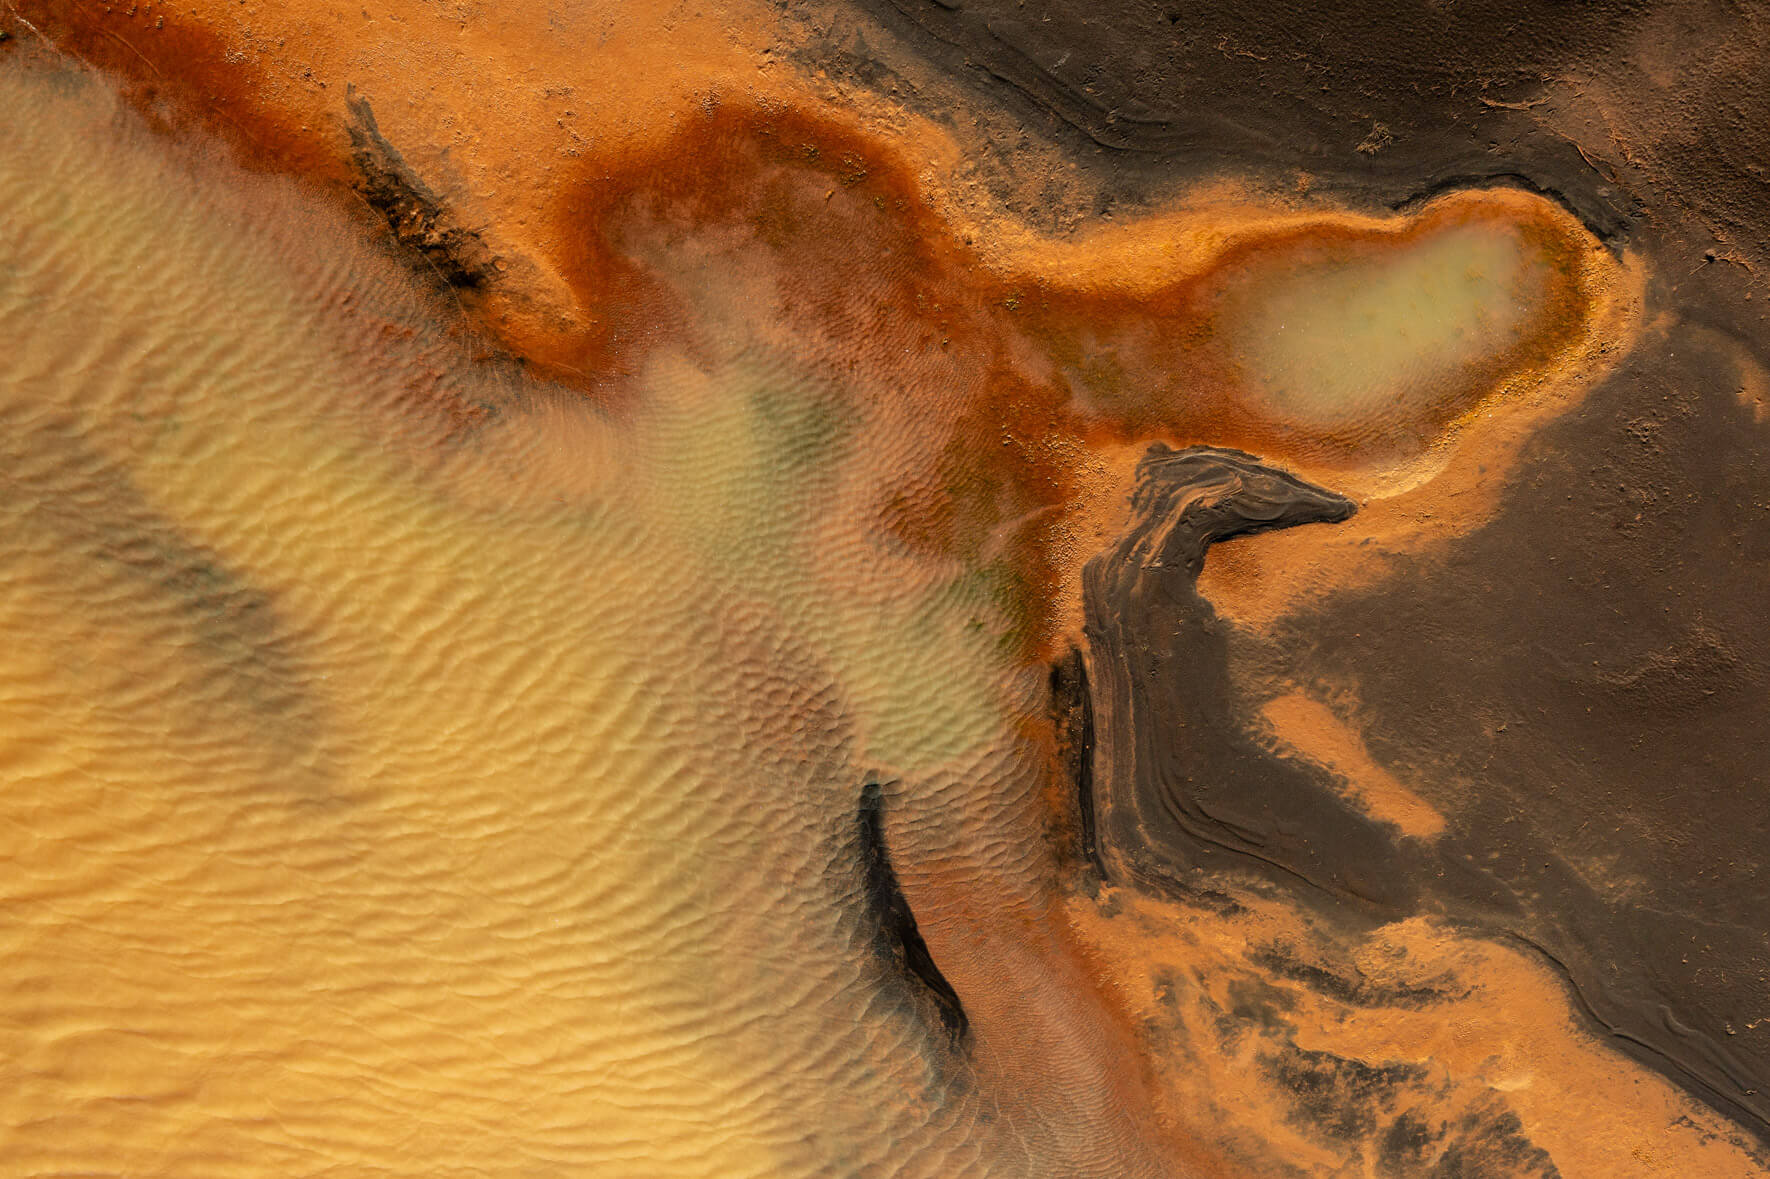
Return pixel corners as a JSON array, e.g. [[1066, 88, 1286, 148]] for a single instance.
[[2, 0, 1769, 1174]]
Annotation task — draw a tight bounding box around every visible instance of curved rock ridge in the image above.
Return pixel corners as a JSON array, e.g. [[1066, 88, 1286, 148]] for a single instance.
[[1077, 442, 1770, 1151]]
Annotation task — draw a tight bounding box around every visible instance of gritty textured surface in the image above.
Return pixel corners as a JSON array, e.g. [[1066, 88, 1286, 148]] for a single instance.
[[1, 0, 1768, 1173]]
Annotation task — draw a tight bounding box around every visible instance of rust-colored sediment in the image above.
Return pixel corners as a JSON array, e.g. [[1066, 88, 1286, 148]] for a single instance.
[[6, 3, 1639, 659], [2, 2, 1699, 1174]]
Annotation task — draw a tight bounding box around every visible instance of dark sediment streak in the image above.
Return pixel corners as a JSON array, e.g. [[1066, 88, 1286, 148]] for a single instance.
[[1049, 650, 1104, 878], [0, 405, 325, 783], [1078, 440, 1770, 1144], [858, 782, 969, 1045], [344, 87, 496, 293], [1077, 445, 1411, 908], [870, 0, 1770, 1140]]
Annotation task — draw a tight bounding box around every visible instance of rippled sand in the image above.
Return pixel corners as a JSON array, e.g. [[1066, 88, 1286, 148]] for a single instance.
[[5, 49, 1208, 1173], [0, 36, 1761, 1179]]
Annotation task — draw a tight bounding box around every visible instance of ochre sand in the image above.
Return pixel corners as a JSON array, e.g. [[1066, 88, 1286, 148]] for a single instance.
[[11, 0, 1639, 646], [0, 8, 1757, 1175]]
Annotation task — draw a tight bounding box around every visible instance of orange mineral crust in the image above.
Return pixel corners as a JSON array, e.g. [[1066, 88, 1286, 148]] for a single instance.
[[10, 0, 1638, 659], [0, 4, 1755, 1178]]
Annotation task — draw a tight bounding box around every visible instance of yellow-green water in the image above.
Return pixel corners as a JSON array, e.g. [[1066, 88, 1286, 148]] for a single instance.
[[1227, 223, 1548, 427]]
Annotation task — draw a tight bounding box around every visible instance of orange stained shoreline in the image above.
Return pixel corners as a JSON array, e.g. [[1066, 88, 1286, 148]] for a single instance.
[[5, 9, 1755, 1179], [6, 3, 1637, 663]]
